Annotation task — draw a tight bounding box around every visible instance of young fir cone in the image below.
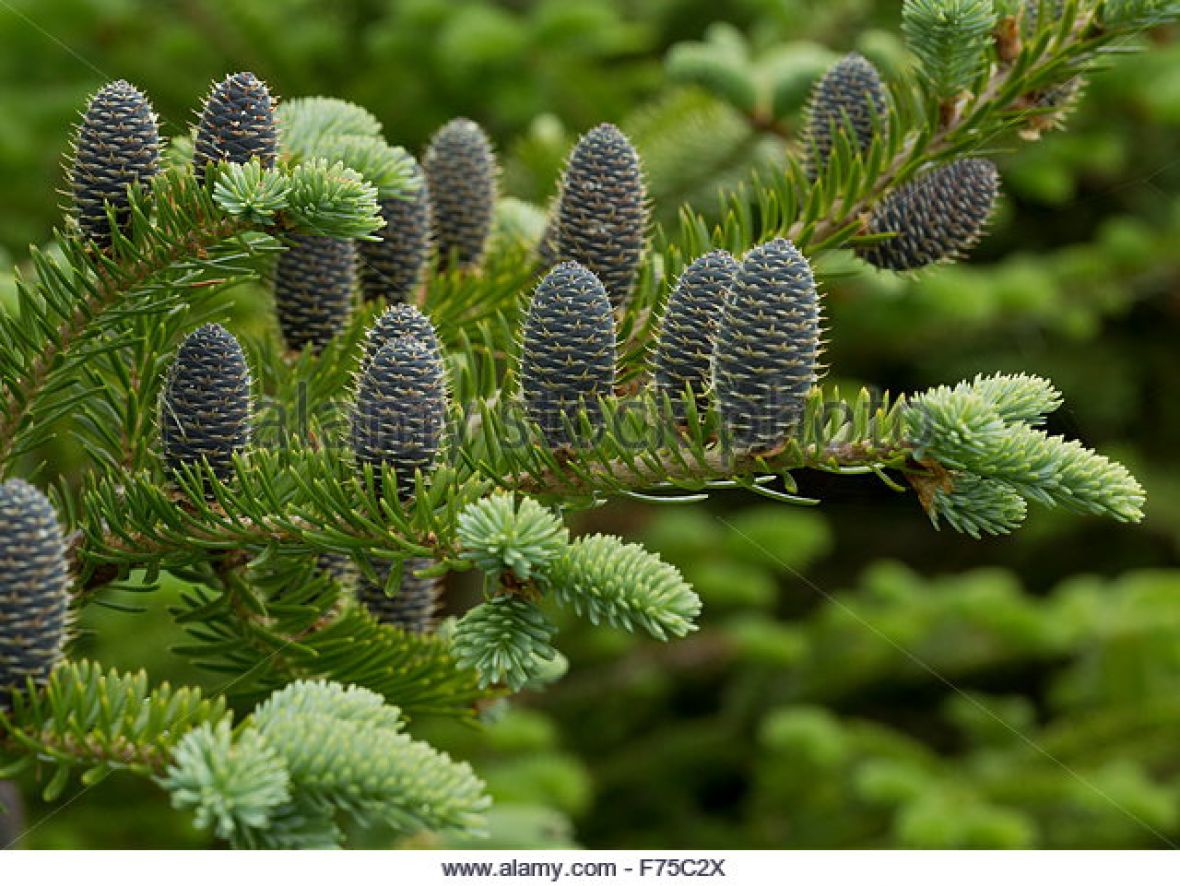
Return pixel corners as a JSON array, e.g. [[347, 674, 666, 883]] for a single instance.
[[71, 80, 160, 247], [519, 261, 617, 450], [0, 479, 70, 707], [192, 71, 277, 183], [856, 158, 999, 271], [422, 118, 497, 270], [356, 557, 441, 635], [359, 159, 433, 302], [274, 234, 356, 353], [160, 323, 253, 482], [653, 250, 739, 423], [363, 303, 441, 371], [554, 123, 648, 311], [350, 336, 447, 501], [803, 52, 888, 181], [713, 239, 821, 454]]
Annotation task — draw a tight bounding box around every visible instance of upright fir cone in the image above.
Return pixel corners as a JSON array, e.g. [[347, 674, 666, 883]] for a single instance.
[[803, 52, 888, 180], [856, 158, 999, 271], [519, 261, 617, 449], [422, 118, 497, 270], [0, 479, 70, 707], [192, 71, 277, 183], [71, 80, 160, 247], [350, 337, 447, 501], [653, 250, 739, 422], [554, 123, 648, 311], [359, 159, 433, 302], [713, 239, 821, 454], [160, 323, 253, 482], [363, 303, 441, 371], [274, 234, 356, 353], [357, 557, 442, 635]]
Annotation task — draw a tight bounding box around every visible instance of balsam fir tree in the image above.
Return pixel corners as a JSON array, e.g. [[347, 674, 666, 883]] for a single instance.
[[0, 0, 1172, 849]]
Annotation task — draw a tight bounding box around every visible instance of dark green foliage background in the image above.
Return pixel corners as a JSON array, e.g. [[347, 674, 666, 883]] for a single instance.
[[1, 0, 1178, 849]]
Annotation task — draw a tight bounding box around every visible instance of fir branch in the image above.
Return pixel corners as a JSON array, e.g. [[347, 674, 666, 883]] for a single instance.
[[751, 1, 1169, 257], [0, 662, 226, 790], [0, 170, 254, 474]]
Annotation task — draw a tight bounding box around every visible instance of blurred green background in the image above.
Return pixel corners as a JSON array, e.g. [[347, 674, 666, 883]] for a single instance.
[[2, 0, 1180, 850]]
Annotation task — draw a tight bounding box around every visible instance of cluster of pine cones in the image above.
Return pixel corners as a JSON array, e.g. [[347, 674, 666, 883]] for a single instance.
[[3, 48, 1007, 697]]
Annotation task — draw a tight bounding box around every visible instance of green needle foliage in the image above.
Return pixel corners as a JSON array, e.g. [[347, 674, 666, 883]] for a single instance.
[[548, 535, 702, 641], [0, 0, 1171, 848], [160, 680, 489, 848], [457, 493, 569, 583], [903, 0, 998, 98], [453, 596, 560, 691], [164, 720, 292, 844]]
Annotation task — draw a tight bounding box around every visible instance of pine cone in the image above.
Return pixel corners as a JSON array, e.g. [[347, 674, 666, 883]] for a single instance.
[[350, 337, 447, 501], [363, 303, 441, 371], [0, 479, 69, 706], [193, 72, 277, 183], [713, 238, 821, 453], [71, 80, 160, 247], [856, 158, 999, 271], [519, 261, 617, 449], [356, 557, 441, 634], [653, 250, 739, 422], [803, 52, 888, 181], [554, 123, 648, 311], [359, 159, 433, 302], [274, 234, 356, 353], [422, 118, 497, 271], [160, 323, 253, 482]]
